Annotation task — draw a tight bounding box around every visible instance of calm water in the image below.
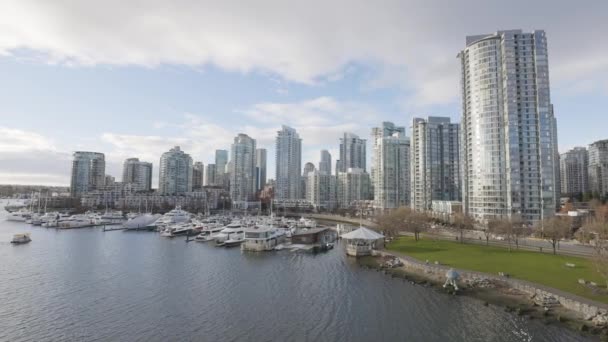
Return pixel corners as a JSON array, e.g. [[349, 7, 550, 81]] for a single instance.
[[0, 201, 592, 341]]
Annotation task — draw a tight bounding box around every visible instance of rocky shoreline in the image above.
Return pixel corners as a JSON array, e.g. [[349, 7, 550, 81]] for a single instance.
[[357, 255, 608, 340]]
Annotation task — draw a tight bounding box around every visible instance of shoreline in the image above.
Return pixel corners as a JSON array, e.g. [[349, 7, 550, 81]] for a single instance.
[[357, 254, 608, 340]]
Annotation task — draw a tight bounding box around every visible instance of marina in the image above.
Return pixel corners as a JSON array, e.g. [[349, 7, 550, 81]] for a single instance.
[[0, 203, 589, 341]]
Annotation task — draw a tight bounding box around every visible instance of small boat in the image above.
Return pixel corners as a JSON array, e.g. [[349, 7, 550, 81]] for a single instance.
[[11, 233, 32, 244], [6, 209, 32, 222]]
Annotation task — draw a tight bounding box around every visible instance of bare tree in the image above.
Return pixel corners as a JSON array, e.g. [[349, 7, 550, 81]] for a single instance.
[[489, 217, 523, 252], [375, 207, 430, 241], [453, 212, 475, 244], [576, 205, 608, 287], [538, 216, 571, 254]]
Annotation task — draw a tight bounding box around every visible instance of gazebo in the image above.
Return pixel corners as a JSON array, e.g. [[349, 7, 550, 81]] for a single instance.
[[341, 227, 385, 257]]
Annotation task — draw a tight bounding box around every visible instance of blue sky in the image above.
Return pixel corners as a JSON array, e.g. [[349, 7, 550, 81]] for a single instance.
[[0, 0, 607, 186]]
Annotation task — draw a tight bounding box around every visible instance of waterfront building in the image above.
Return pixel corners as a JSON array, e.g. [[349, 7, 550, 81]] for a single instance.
[[336, 168, 371, 209], [459, 30, 559, 222], [339, 133, 366, 172], [371, 122, 410, 210], [559, 147, 589, 196], [158, 146, 193, 195], [230, 134, 257, 204], [589, 140, 608, 197], [205, 164, 217, 186], [431, 200, 463, 222], [275, 125, 302, 200], [255, 148, 267, 191], [302, 162, 316, 200], [81, 182, 138, 208], [305, 170, 336, 211], [70, 151, 106, 196], [192, 162, 205, 191], [319, 150, 332, 175], [122, 158, 153, 191], [410, 117, 460, 211]]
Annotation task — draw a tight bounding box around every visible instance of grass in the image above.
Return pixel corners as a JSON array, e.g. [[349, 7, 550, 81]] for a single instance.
[[387, 237, 608, 303]]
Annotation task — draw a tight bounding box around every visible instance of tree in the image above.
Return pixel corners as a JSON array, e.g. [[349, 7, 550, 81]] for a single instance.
[[538, 216, 571, 254], [453, 212, 475, 244], [576, 205, 608, 287], [376, 207, 430, 241], [488, 217, 524, 252]]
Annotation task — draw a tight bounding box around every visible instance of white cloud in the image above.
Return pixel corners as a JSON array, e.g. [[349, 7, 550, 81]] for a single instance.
[[1, 1, 606, 107], [0, 126, 56, 152]]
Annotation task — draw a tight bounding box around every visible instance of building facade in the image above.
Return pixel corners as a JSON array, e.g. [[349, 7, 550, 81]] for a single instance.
[[255, 148, 267, 191], [559, 147, 589, 196], [305, 170, 336, 210], [410, 117, 460, 211], [589, 140, 608, 197], [372, 123, 410, 210], [215, 149, 229, 188], [192, 162, 205, 191], [205, 164, 217, 186], [230, 134, 257, 203], [319, 150, 332, 175], [339, 132, 366, 172], [459, 30, 558, 222], [158, 146, 193, 195], [336, 168, 371, 209], [70, 151, 106, 196], [275, 125, 302, 200], [122, 158, 153, 191]]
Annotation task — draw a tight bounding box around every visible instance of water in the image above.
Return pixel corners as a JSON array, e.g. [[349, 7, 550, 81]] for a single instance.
[[0, 201, 592, 341]]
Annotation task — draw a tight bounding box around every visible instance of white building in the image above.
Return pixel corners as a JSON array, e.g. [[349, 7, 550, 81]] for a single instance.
[[589, 139, 608, 197], [275, 125, 302, 200], [122, 158, 153, 191], [336, 168, 371, 209], [305, 170, 336, 210], [410, 117, 460, 211], [70, 151, 106, 196], [230, 133, 257, 204], [459, 30, 558, 222], [158, 146, 193, 195], [372, 123, 410, 210]]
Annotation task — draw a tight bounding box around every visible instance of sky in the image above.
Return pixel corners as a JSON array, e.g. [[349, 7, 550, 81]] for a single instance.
[[0, 0, 607, 187]]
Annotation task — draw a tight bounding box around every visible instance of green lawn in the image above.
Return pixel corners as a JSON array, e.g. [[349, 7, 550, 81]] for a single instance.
[[387, 237, 608, 303]]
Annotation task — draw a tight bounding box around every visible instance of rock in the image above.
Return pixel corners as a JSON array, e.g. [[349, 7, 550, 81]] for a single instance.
[[483, 301, 489, 306], [578, 279, 587, 285], [565, 263, 576, 268], [580, 324, 589, 332], [591, 282, 598, 287], [592, 313, 608, 327]]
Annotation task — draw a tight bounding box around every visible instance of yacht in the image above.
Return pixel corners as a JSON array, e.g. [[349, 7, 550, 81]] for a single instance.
[[57, 214, 94, 229], [123, 213, 162, 231], [100, 211, 125, 224], [151, 206, 191, 230], [11, 233, 32, 244], [6, 209, 33, 222], [214, 222, 244, 246], [160, 222, 196, 237], [194, 224, 225, 242], [241, 226, 286, 252]]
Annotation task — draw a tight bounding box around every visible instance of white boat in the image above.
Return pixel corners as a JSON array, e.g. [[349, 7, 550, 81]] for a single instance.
[[11, 233, 32, 244], [6, 209, 33, 222], [57, 214, 94, 229], [241, 226, 286, 251], [194, 224, 225, 242], [123, 213, 162, 230], [100, 211, 125, 223], [151, 206, 191, 229], [215, 222, 244, 246]]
